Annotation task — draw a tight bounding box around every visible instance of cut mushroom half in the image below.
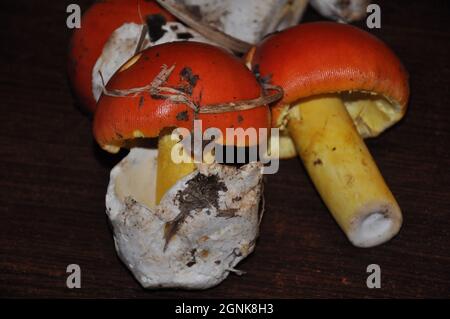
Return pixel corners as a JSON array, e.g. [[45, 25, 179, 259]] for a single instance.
[[249, 22, 409, 247]]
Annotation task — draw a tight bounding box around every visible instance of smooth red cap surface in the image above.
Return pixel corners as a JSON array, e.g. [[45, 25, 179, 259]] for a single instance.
[[250, 22, 409, 124]]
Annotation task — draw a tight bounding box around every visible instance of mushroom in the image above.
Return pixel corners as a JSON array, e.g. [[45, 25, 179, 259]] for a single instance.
[[94, 41, 271, 202], [93, 42, 275, 287], [248, 22, 409, 247], [68, 0, 211, 113]]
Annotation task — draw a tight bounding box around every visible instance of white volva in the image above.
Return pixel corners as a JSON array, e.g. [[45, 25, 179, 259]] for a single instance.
[[107, 148, 264, 289], [166, 0, 309, 44]]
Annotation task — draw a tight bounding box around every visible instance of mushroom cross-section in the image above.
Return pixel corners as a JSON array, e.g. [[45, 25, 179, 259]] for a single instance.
[[249, 22, 409, 247]]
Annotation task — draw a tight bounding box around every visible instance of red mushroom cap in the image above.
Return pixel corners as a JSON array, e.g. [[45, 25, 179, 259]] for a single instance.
[[93, 42, 269, 152], [249, 22, 409, 133], [68, 0, 175, 113]]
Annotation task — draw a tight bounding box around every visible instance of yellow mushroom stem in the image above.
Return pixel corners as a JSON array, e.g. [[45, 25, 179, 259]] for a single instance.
[[156, 133, 196, 204], [287, 95, 402, 247]]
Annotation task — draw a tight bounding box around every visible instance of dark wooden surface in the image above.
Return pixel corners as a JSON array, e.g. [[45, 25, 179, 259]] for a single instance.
[[1, 0, 449, 298]]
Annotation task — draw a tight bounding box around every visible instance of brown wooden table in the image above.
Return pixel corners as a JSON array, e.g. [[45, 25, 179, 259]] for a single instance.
[[1, 0, 449, 298]]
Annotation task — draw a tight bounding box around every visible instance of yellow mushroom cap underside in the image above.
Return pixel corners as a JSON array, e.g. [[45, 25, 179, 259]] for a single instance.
[[273, 92, 406, 159], [249, 22, 409, 159]]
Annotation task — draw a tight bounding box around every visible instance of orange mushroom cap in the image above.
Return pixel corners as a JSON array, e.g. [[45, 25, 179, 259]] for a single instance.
[[93, 42, 269, 153], [68, 0, 175, 113], [249, 22, 409, 133]]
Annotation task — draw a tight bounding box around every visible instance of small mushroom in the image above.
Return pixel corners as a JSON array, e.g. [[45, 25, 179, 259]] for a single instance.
[[249, 22, 409, 247], [93, 42, 272, 287]]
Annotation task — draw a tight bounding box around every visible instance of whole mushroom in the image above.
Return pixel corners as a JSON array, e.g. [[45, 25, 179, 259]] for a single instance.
[[93, 42, 275, 288], [248, 22, 409, 247]]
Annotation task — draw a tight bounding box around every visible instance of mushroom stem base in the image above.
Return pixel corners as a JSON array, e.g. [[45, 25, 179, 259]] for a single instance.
[[156, 133, 196, 204], [287, 95, 402, 247]]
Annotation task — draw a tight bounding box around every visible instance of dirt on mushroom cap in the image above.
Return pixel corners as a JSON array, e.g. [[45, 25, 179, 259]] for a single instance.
[[93, 42, 271, 152]]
